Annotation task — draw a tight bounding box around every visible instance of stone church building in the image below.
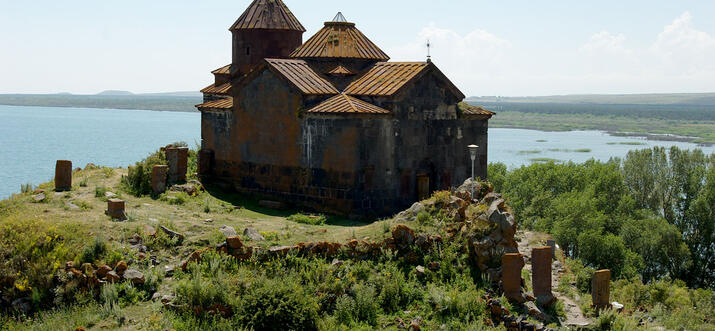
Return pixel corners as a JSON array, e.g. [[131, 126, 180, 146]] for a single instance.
[[196, 0, 494, 216]]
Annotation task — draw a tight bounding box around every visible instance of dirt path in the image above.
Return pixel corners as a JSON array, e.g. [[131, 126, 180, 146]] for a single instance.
[[517, 231, 591, 328]]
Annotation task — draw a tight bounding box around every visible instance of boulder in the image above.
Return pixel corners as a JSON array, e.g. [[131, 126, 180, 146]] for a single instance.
[[396, 202, 425, 222], [526, 301, 546, 321], [160, 225, 185, 241], [123, 269, 145, 285], [104, 191, 117, 199], [219, 225, 237, 238], [392, 225, 415, 248], [243, 228, 265, 241], [114, 261, 128, 275], [105, 271, 121, 283], [415, 265, 426, 276], [226, 236, 243, 249], [169, 183, 198, 196], [32, 193, 46, 202]]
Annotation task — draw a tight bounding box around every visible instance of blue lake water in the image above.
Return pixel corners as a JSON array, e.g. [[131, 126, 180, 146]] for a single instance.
[[1, 105, 713, 199]]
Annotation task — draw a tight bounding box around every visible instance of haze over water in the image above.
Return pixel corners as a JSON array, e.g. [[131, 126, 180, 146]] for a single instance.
[[0, 105, 712, 199]]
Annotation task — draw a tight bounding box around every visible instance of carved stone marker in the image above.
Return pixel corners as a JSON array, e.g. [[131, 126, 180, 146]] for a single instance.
[[502, 253, 525, 302], [152, 165, 169, 194], [106, 199, 126, 220], [198, 149, 213, 176], [54, 160, 72, 191], [532, 246, 555, 305], [546, 239, 556, 258], [592, 269, 611, 310], [166, 146, 188, 185]]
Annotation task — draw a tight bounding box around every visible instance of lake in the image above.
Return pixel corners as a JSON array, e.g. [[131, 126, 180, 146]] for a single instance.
[[1, 105, 713, 199]]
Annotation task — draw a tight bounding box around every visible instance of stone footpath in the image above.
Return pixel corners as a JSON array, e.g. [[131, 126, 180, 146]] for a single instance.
[[517, 231, 591, 328]]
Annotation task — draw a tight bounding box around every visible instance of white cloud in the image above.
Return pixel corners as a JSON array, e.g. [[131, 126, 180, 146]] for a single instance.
[[651, 11, 715, 74], [580, 31, 631, 55]]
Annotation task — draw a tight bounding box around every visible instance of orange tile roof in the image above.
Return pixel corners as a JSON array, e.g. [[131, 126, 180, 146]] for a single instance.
[[459, 102, 496, 117], [211, 64, 231, 75], [266, 58, 338, 95], [327, 65, 355, 76], [200, 82, 232, 95], [290, 22, 389, 61], [306, 94, 390, 114], [230, 0, 305, 32], [196, 97, 233, 110], [344, 62, 429, 96]]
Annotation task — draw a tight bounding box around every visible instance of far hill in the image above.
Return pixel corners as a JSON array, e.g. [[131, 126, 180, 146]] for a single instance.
[[468, 92, 715, 106], [97, 90, 134, 96]]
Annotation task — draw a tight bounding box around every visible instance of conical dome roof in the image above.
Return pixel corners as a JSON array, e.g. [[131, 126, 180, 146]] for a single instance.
[[290, 13, 389, 61], [230, 0, 306, 32]]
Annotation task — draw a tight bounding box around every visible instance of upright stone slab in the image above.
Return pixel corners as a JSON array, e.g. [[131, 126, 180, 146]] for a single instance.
[[106, 199, 126, 220], [592, 269, 611, 310], [546, 240, 556, 258], [54, 160, 72, 191], [152, 165, 169, 194], [166, 146, 189, 185], [502, 253, 525, 302], [197, 149, 213, 176], [532, 246, 555, 305]]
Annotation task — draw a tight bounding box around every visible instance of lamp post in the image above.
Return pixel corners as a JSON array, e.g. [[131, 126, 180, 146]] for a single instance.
[[468, 144, 479, 200]]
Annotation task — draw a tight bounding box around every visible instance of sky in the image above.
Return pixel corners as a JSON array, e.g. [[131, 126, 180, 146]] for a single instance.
[[1, 0, 714, 96]]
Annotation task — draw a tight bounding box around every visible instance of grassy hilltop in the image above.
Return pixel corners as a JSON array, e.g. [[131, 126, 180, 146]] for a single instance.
[[0, 146, 713, 330]]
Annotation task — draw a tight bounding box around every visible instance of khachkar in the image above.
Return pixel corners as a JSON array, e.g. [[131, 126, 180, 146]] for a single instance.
[[165, 146, 188, 185], [54, 160, 72, 191], [592, 269, 611, 310], [532, 247, 555, 305], [152, 165, 169, 194]]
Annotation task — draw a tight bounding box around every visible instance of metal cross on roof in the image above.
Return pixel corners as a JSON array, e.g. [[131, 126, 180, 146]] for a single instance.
[[332, 12, 347, 22]]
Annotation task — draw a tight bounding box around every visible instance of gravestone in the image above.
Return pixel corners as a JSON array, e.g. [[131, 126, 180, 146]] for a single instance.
[[592, 269, 611, 310], [166, 146, 188, 185], [54, 160, 72, 191], [532, 246, 555, 305], [106, 199, 126, 220], [152, 165, 169, 194], [502, 253, 525, 302]]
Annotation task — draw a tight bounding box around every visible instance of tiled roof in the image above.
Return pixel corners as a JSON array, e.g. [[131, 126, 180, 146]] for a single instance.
[[306, 94, 390, 114], [266, 58, 338, 95], [211, 64, 231, 75], [327, 65, 355, 76], [290, 22, 389, 61], [230, 0, 306, 32], [196, 97, 233, 110], [459, 102, 496, 117], [344, 62, 429, 96], [200, 82, 232, 95]]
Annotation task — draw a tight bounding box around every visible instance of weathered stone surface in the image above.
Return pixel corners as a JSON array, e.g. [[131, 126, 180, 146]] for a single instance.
[[181, 248, 210, 271], [395, 202, 425, 222], [219, 225, 238, 238], [106, 271, 120, 283], [152, 165, 169, 194], [198, 149, 213, 176], [96, 265, 112, 278], [144, 225, 157, 237], [526, 301, 546, 321], [160, 225, 185, 241], [258, 200, 285, 210], [592, 269, 611, 310], [392, 224, 415, 248], [123, 269, 145, 285], [32, 193, 46, 202], [502, 253, 525, 302], [170, 183, 199, 196], [165, 146, 188, 185], [532, 246, 554, 306], [226, 236, 243, 249], [55, 160, 72, 192], [106, 199, 126, 220], [244, 228, 265, 241], [114, 261, 128, 275], [415, 265, 426, 276]]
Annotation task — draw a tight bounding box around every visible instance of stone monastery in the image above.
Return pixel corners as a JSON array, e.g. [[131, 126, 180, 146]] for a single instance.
[[196, 0, 494, 216]]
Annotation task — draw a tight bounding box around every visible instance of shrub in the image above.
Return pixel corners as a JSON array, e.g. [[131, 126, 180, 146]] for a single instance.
[[121, 149, 166, 196], [334, 294, 356, 325], [352, 284, 379, 325], [287, 213, 327, 225], [20, 183, 34, 193], [236, 277, 318, 331], [95, 186, 107, 198], [160, 192, 189, 205], [78, 236, 107, 264]]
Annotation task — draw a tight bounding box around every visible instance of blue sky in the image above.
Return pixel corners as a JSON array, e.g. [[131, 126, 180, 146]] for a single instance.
[[1, 0, 714, 96]]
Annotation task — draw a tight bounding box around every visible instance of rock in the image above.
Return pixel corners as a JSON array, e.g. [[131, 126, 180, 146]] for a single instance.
[[143, 225, 157, 237], [244, 228, 265, 241], [160, 225, 185, 241], [129, 233, 142, 245], [68, 203, 80, 210], [170, 183, 198, 196], [428, 261, 441, 271], [258, 200, 285, 210], [409, 317, 422, 331], [219, 225, 238, 238], [114, 261, 128, 275], [181, 248, 209, 271], [396, 202, 426, 221], [415, 265, 426, 276], [95, 265, 112, 278], [392, 224, 415, 248], [269, 246, 293, 256], [104, 191, 117, 198], [331, 259, 343, 267], [161, 294, 175, 304], [32, 193, 46, 202], [106, 271, 121, 283], [226, 236, 243, 249], [164, 265, 175, 277], [526, 301, 546, 321], [151, 292, 162, 301], [123, 269, 144, 285], [611, 301, 624, 312]]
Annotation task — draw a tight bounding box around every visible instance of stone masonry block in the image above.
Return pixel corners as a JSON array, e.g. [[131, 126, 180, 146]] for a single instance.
[[106, 199, 126, 220], [592, 269, 611, 310], [166, 146, 189, 185], [502, 253, 525, 302], [152, 165, 169, 194], [532, 246, 554, 305], [54, 160, 72, 191]]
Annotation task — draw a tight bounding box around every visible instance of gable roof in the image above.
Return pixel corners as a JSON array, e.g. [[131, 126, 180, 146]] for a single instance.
[[344, 62, 464, 99], [211, 64, 231, 75], [458, 102, 495, 118], [230, 0, 306, 32], [196, 97, 234, 111], [290, 21, 389, 61], [265, 58, 338, 95], [306, 94, 390, 114], [200, 82, 232, 95]]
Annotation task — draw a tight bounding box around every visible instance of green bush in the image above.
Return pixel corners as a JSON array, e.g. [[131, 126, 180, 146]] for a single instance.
[[334, 294, 356, 325], [78, 236, 107, 264], [236, 276, 319, 331], [287, 213, 327, 225], [351, 284, 379, 326], [121, 149, 166, 196]]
